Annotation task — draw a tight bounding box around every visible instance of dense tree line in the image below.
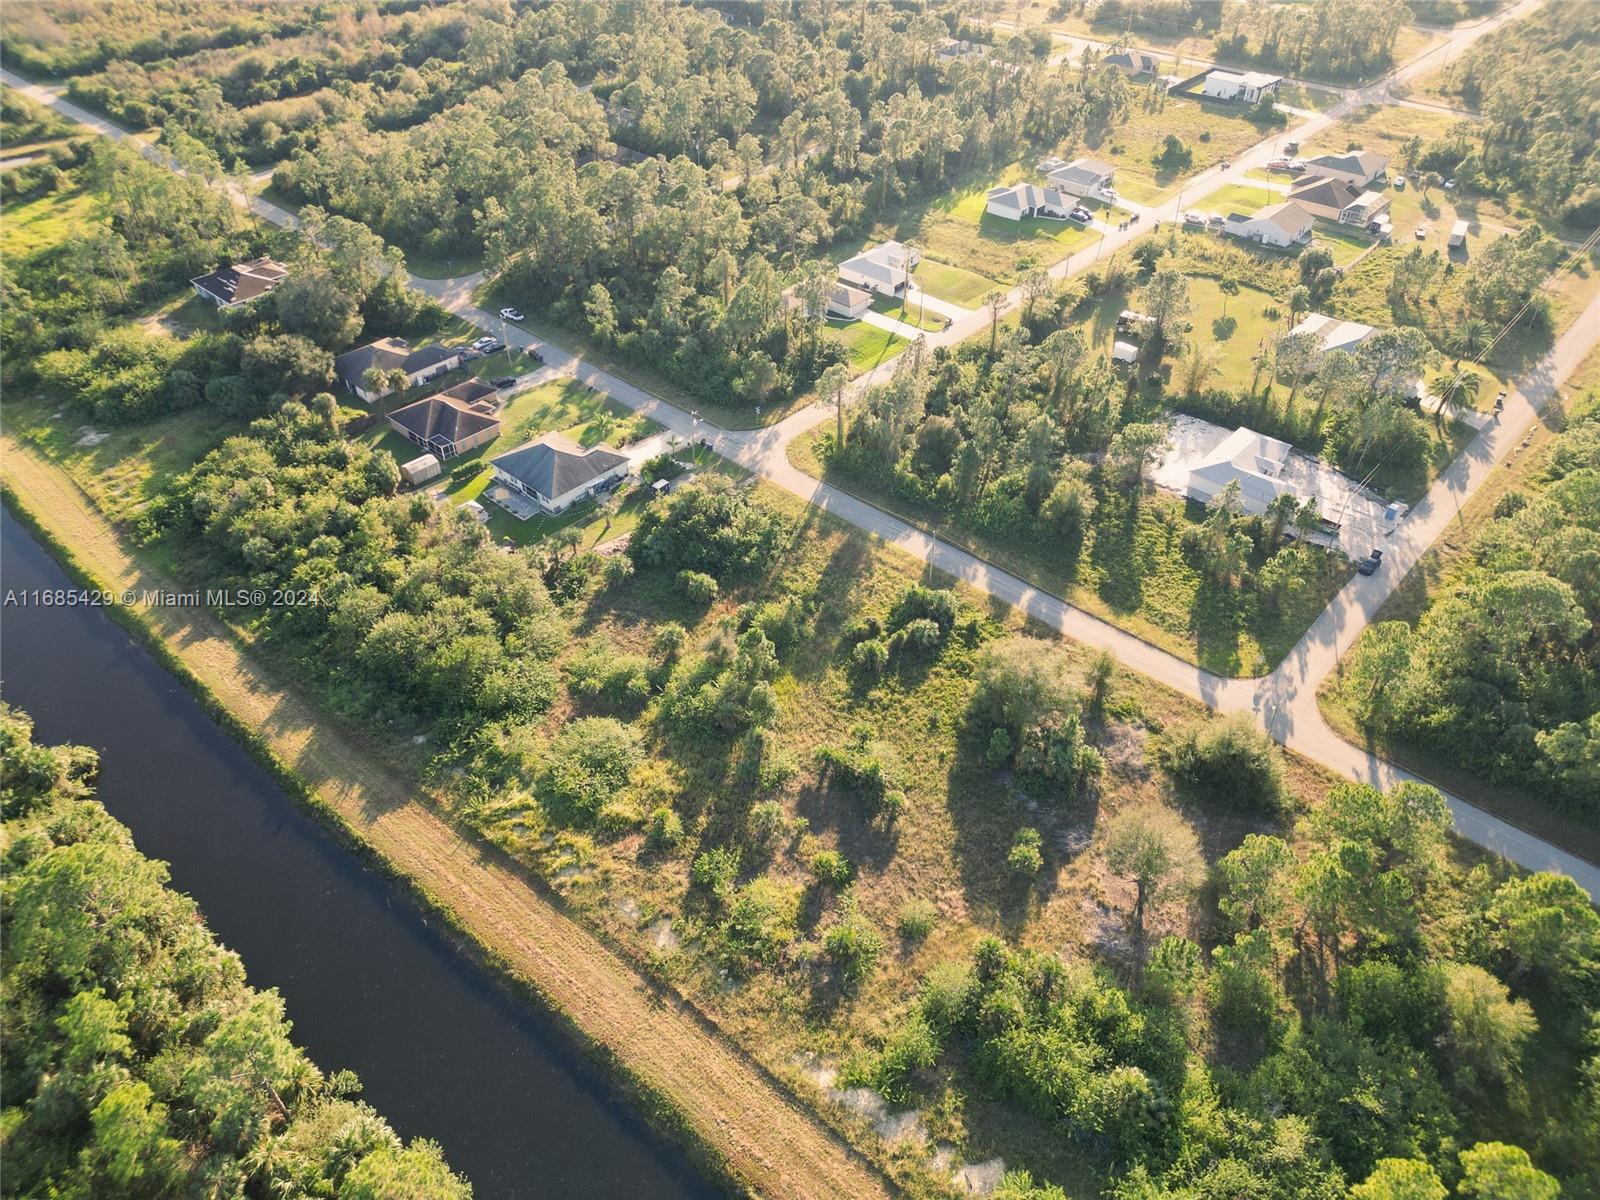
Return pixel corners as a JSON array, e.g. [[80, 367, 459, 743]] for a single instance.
[[1428, 0, 1600, 227], [1339, 404, 1600, 814], [850, 777, 1600, 1195], [1, 703, 471, 1199], [1214, 0, 1411, 81]]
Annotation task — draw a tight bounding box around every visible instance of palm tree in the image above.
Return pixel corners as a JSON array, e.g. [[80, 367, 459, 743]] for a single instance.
[[1451, 318, 1490, 364], [1219, 277, 1239, 317], [819, 362, 851, 449], [983, 289, 1006, 355], [1427, 368, 1482, 425]]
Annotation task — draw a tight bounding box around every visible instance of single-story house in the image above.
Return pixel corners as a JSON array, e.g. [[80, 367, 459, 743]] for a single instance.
[[985, 182, 1074, 221], [1287, 175, 1360, 221], [1223, 200, 1314, 248], [399, 453, 442, 487], [1185, 427, 1297, 514], [1339, 190, 1391, 226], [826, 283, 873, 320], [1104, 49, 1159, 76], [334, 338, 464, 403], [936, 38, 985, 60], [839, 240, 920, 297], [1047, 157, 1116, 199], [1288, 312, 1376, 357], [386, 379, 502, 460], [189, 257, 289, 308], [1200, 69, 1281, 103], [1303, 150, 1388, 189], [490, 432, 630, 515]]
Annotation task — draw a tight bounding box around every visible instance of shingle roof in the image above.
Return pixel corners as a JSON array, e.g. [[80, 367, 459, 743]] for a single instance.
[[1254, 200, 1313, 236], [334, 339, 460, 387], [189, 257, 289, 304], [387, 393, 500, 449], [1307, 150, 1387, 178], [1049, 158, 1115, 188], [1290, 175, 1360, 210], [491, 433, 628, 501]]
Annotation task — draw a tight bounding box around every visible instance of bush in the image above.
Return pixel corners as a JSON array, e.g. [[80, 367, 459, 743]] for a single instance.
[[539, 718, 643, 826], [640, 452, 686, 483], [986, 728, 1014, 767], [747, 799, 788, 850], [849, 637, 888, 681], [692, 845, 741, 903], [1160, 714, 1285, 813], [645, 805, 684, 851], [889, 584, 957, 632], [811, 848, 854, 888], [678, 569, 719, 603], [824, 904, 884, 988], [897, 899, 940, 942], [814, 742, 904, 821], [890, 616, 944, 656], [1007, 827, 1044, 877], [719, 878, 798, 974]]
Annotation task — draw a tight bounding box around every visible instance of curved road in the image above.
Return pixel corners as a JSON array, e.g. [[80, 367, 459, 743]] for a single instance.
[[6, 1, 1596, 900]]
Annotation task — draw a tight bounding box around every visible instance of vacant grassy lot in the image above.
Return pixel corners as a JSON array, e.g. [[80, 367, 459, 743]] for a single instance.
[[1082, 96, 1278, 202], [871, 294, 948, 331], [1204, 180, 1287, 216], [825, 318, 908, 372], [0, 185, 98, 259], [912, 258, 996, 307]]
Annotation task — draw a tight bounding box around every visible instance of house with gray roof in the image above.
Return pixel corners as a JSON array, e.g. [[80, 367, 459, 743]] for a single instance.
[[838, 240, 920, 297], [1304, 150, 1388, 189], [985, 182, 1074, 221], [1104, 49, 1158, 76], [386, 379, 502, 460], [1223, 200, 1314, 248], [334, 338, 464, 402], [490, 433, 629, 515], [1287, 174, 1361, 220], [1046, 157, 1116, 199], [189, 257, 289, 308]]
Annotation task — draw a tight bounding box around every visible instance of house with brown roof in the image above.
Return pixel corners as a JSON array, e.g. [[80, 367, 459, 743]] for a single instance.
[[386, 379, 502, 460], [1288, 174, 1360, 221], [189, 257, 289, 308]]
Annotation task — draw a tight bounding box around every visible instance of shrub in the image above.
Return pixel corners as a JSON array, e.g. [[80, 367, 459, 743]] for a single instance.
[[645, 805, 684, 851], [568, 641, 652, 710], [814, 742, 904, 821], [811, 848, 854, 888], [692, 845, 741, 903], [843, 616, 882, 644], [890, 616, 944, 656], [719, 878, 798, 974], [849, 637, 888, 680], [602, 554, 634, 587], [678, 569, 719, 603], [1160, 714, 1285, 813], [1143, 936, 1203, 1003], [1007, 827, 1044, 878], [897, 899, 940, 942], [824, 903, 884, 988], [888, 584, 957, 632], [640, 452, 685, 483], [986, 728, 1014, 767], [747, 800, 788, 850], [539, 718, 643, 826]]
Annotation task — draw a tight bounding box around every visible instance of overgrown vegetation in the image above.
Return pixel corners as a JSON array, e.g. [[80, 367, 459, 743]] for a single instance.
[[0, 703, 472, 1199]]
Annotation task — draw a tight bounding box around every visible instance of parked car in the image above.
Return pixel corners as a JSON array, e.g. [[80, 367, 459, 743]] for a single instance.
[[1069, 205, 1093, 223], [1357, 549, 1383, 576], [499, 307, 525, 321], [529, 348, 544, 364], [1393, 175, 1406, 190], [477, 337, 506, 355], [1128, 212, 1140, 224], [491, 376, 518, 389], [1207, 214, 1226, 229], [1183, 210, 1207, 227], [1443, 179, 1456, 190], [459, 347, 483, 361], [470, 336, 497, 351], [1415, 224, 1430, 240], [1288, 159, 1307, 172], [1268, 157, 1291, 170], [1283, 140, 1299, 154]]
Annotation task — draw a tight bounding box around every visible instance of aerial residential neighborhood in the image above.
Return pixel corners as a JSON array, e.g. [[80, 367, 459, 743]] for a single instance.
[[2, 2, 1597, 1200]]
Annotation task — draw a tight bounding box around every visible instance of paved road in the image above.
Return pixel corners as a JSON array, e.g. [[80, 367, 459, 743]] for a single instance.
[[8, 0, 1597, 901]]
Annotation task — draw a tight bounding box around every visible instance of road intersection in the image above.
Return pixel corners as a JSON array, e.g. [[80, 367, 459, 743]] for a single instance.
[[6, 0, 1596, 898]]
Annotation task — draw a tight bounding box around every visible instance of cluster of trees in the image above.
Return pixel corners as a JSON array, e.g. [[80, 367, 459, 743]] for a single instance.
[[1213, 0, 1412, 81], [1339, 406, 1600, 813], [1431, 0, 1600, 226], [1, 703, 471, 1199], [853, 776, 1599, 1196], [0, 0, 304, 77]]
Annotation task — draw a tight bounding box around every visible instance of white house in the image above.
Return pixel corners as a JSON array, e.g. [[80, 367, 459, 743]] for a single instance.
[[1201, 69, 1281, 103], [1047, 157, 1116, 199], [1185, 427, 1297, 514], [839, 240, 920, 297], [189, 257, 289, 309], [826, 283, 873, 319], [985, 182, 1073, 221], [490, 433, 630, 516], [1303, 150, 1388, 189], [1289, 312, 1376, 357], [333, 338, 465, 403], [1223, 200, 1314, 248]]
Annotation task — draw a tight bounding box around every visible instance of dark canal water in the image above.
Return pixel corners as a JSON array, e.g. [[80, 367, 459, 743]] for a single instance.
[[0, 505, 717, 1200]]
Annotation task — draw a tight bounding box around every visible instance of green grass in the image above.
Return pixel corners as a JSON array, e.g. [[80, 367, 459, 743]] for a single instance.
[[870, 294, 948, 331], [1309, 221, 1375, 266], [1205, 181, 1285, 216], [911, 258, 997, 307], [1274, 82, 1342, 112], [824, 319, 909, 373], [1085, 96, 1279, 202], [1, 186, 100, 259]]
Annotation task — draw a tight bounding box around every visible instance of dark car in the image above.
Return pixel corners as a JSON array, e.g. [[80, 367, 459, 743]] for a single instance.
[[1357, 549, 1383, 576], [529, 348, 544, 364], [477, 337, 506, 355], [491, 376, 518, 389]]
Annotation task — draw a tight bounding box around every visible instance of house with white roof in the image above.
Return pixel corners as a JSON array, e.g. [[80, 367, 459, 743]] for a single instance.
[[1304, 150, 1388, 189], [1288, 313, 1377, 357], [1185, 427, 1297, 514], [985, 182, 1074, 221], [1339, 190, 1391, 227], [1046, 157, 1116, 199], [839, 241, 920, 297], [1223, 200, 1314, 248], [1201, 69, 1281, 103]]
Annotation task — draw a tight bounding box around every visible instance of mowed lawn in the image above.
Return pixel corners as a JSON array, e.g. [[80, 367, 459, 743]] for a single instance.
[[872, 293, 949, 331], [1203, 180, 1286, 216], [1083, 97, 1276, 203], [912, 258, 996, 307], [825, 318, 908, 372]]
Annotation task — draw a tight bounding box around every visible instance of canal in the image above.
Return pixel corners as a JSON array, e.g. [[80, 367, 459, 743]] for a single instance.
[[0, 505, 717, 1200]]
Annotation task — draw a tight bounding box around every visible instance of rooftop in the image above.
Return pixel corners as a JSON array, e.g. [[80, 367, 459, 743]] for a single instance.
[[491, 432, 628, 501], [189, 257, 289, 304]]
